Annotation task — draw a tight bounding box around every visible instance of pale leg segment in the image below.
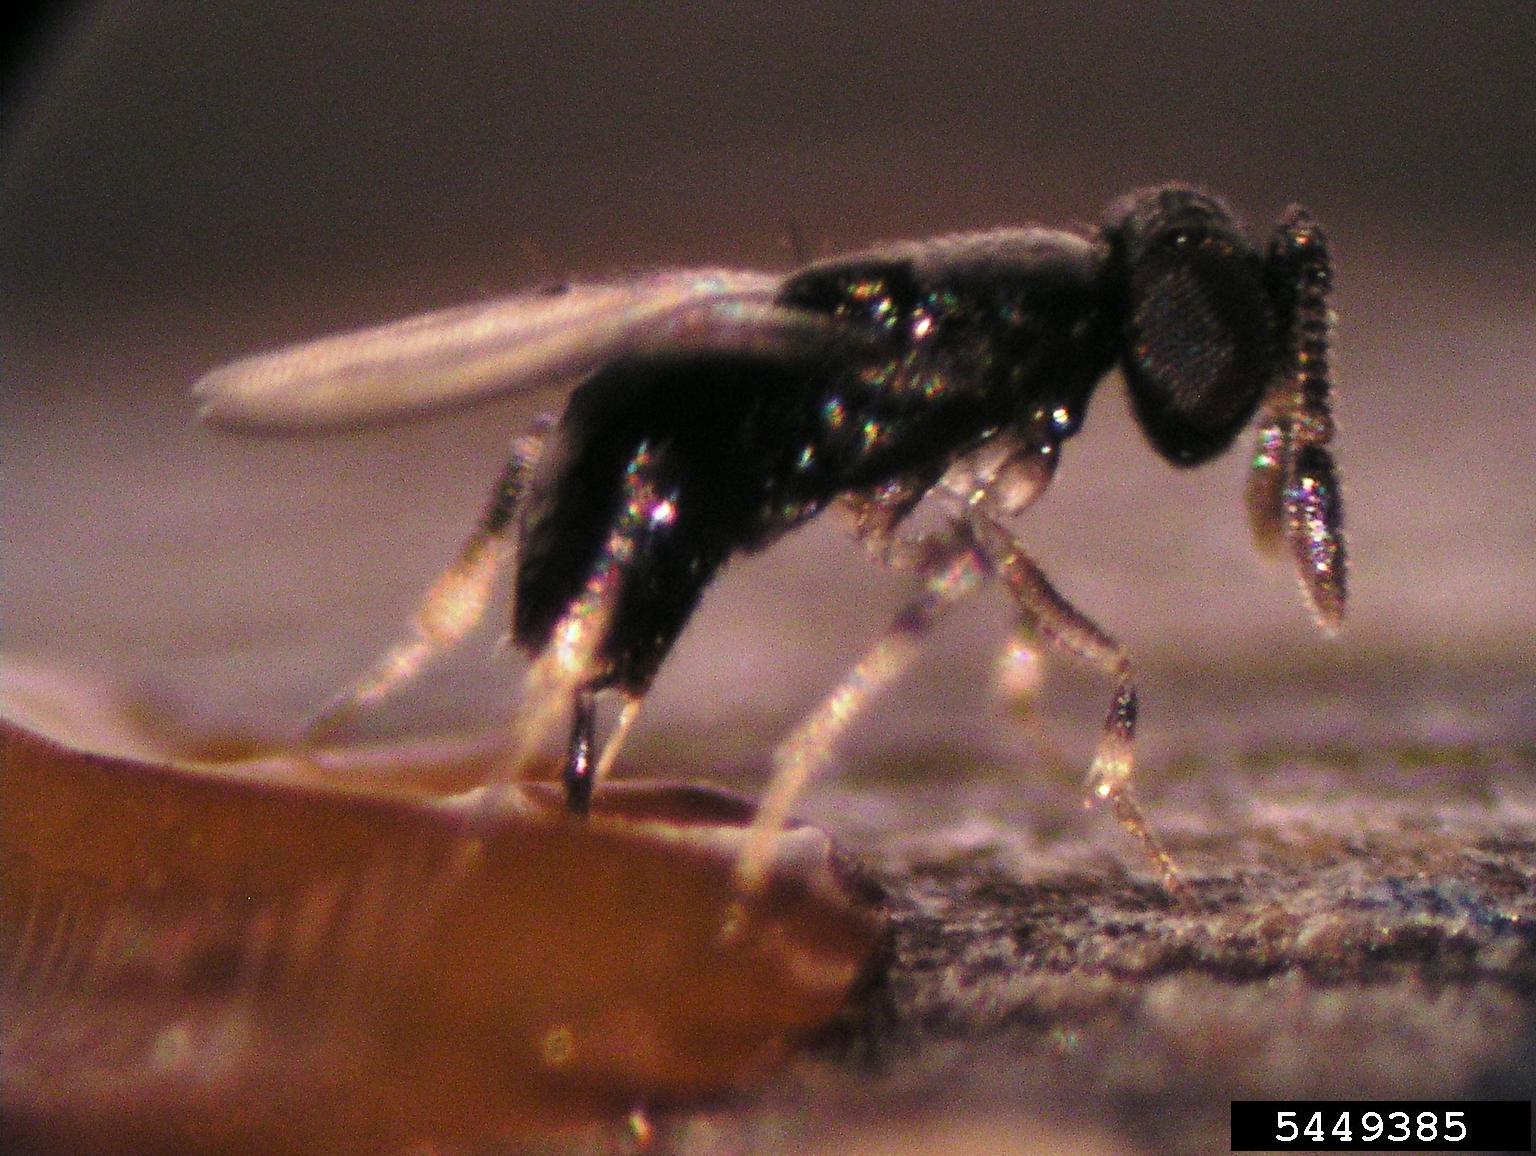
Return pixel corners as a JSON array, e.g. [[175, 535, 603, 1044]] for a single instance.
[[968, 512, 1182, 889], [732, 531, 989, 894], [593, 694, 642, 786], [303, 433, 542, 743]]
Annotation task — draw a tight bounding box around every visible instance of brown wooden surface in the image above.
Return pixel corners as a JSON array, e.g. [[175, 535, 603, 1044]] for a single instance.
[[0, 686, 879, 1155]]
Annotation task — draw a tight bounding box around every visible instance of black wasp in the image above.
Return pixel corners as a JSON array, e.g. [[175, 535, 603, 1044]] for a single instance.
[[196, 184, 1345, 889]]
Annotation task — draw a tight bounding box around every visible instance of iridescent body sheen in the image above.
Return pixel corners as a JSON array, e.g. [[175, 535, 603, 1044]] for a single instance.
[[197, 185, 1347, 886]]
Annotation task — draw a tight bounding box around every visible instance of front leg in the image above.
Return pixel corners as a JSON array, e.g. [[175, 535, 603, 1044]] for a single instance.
[[968, 511, 1182, 890]]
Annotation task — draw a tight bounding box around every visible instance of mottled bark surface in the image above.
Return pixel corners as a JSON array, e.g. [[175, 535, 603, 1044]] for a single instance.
[[617, 716, 1532, 1154]]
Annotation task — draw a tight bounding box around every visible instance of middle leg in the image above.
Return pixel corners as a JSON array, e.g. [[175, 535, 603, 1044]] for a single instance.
[[733, 520, 990, 894]]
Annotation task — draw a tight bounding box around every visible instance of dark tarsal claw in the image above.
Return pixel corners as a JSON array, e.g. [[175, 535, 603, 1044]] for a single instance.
[[564, 690, 597, 815]]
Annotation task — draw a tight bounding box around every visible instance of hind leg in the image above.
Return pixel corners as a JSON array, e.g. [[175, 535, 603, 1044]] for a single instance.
[[502, 443, 676, 810], [304, 427, 544, 743]]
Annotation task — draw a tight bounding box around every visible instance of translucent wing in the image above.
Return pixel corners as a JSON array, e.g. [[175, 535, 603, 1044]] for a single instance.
[[193, 269, 822, 432]]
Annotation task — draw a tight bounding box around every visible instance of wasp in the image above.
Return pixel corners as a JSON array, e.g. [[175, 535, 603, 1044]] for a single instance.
[[196, 185, 1345, 890]]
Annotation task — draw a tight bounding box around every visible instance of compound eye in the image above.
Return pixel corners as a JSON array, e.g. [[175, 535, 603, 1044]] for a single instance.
[[1122, 228, 1274, 465]]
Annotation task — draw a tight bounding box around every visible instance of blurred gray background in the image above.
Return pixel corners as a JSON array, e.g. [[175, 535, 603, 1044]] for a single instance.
[[3, 2, 1533, 770]]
